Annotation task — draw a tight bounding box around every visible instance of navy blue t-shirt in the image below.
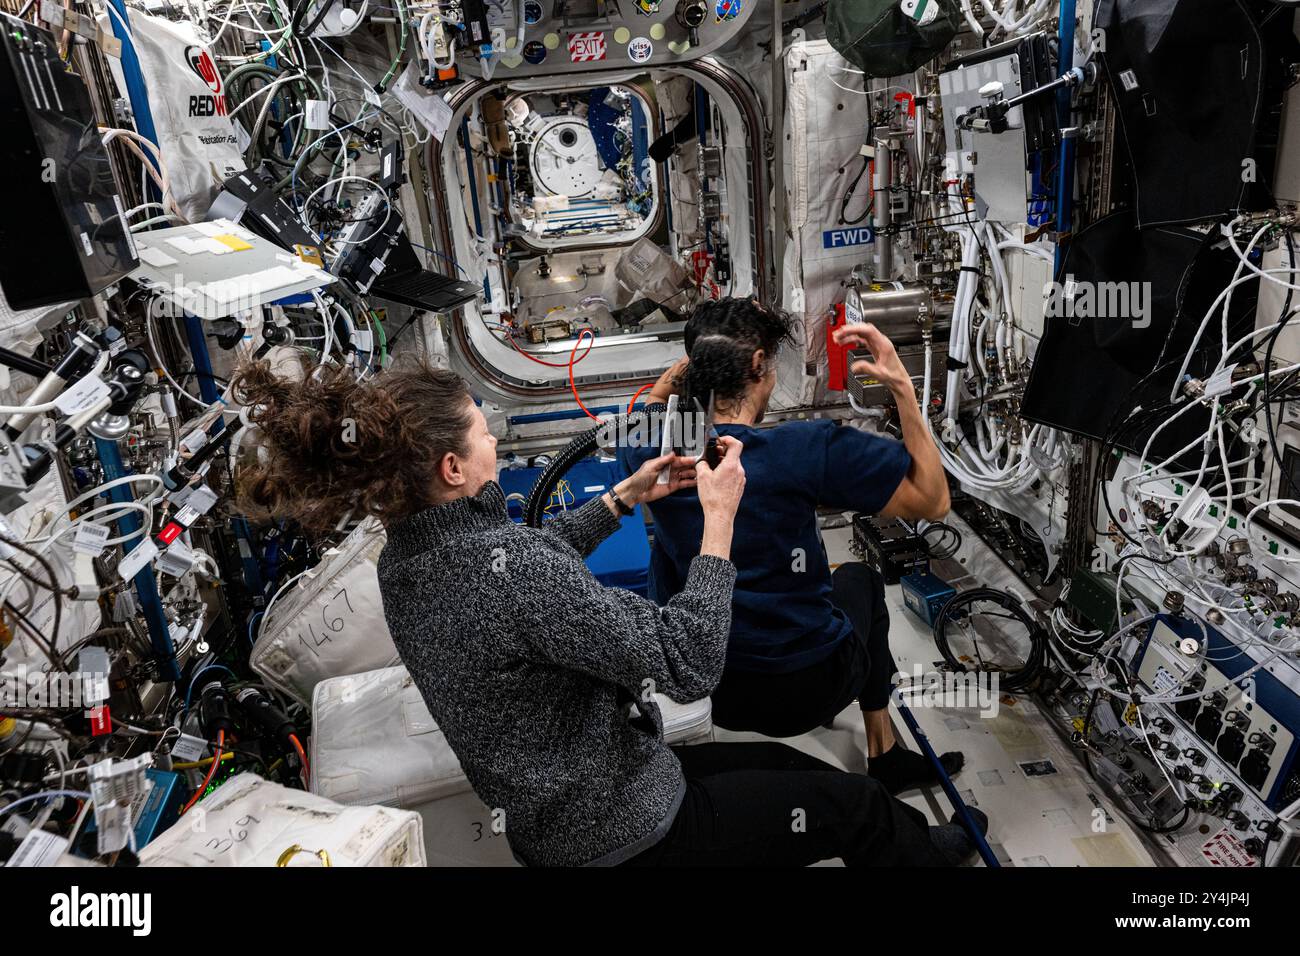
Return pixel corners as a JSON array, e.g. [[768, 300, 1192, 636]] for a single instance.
[[618, 419, 912, 674]]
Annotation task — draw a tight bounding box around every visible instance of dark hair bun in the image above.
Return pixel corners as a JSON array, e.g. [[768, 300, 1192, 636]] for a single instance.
[[677, 297, 795, 408]]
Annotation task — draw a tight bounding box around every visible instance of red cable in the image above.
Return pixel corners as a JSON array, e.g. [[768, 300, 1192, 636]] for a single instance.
[[627, 383, 654, 414], [504, 328, 595, 368], [181, 729, 224, 815], [569, 328, 601, 422], [289, 733, 310, 787]]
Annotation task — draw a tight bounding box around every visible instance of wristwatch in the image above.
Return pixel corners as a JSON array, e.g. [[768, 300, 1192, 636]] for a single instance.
[[607, 487, 635, 516]]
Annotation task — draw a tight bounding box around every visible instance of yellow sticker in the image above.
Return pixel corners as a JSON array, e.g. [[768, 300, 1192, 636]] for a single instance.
[[213, 234, 254, 251], [294, 244, 324, 266]]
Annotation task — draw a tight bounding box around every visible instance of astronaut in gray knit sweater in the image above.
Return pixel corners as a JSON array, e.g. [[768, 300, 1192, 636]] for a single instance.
[[236, 356, 984, 867]]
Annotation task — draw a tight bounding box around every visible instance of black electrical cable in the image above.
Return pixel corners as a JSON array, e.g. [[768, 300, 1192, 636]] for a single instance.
[[920, 521, 962, 560], [291, 0, 341, 39], [1, 538, 71, 672], [838, 155, 873, 226], [932, 587, 1047, 693]]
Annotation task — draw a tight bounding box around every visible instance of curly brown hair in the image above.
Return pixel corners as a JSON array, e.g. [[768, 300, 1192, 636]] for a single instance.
[[232, 356, 474, 533]]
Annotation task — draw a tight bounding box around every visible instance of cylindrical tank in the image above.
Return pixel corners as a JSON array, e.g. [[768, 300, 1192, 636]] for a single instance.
[[845, 283, 953, 345]]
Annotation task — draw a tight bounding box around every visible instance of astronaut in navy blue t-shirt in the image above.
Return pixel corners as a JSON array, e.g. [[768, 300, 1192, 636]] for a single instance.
[[618, 297, 964, 794]]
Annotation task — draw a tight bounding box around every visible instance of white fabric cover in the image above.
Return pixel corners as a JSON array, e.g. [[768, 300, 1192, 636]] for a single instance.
[[114, 12, 245, 221], [140, 774, 425, 867], [783, 40, 880, 405], [310, 664, 714, 808], [0, 295, 75, 351], [250, 519, 399, 704]]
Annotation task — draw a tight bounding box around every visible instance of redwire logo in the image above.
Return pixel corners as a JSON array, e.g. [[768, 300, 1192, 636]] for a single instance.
[[184, 46, 227, 117]]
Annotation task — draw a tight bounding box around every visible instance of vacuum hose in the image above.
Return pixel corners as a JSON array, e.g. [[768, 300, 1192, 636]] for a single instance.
[[523, 403, 667, 527]]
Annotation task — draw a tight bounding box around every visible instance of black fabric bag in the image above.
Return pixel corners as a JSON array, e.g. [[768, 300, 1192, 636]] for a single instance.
[[1093, 0, 1295, 228], [1021, 209, 1256, 456], [826, 0, 960, 78]]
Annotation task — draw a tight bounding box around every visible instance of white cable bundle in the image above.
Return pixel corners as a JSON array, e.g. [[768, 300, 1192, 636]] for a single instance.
[[960, 0, 1052, 37], [927, 193, 1058, 493]]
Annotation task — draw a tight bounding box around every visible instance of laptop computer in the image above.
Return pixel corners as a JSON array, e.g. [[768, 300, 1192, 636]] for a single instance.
[[331, 194, 480, 313]]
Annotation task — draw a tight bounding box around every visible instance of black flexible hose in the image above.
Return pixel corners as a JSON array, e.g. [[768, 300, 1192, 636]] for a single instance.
[[932, 587, 1047, 693], [523, 403, 667, 527], [292, 0, 341, 39]]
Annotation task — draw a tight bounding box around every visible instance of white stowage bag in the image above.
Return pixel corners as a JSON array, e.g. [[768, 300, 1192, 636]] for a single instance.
[[111, 12, 245, 221], [250, 518, 400, 704], [310, 665, 715, 808], [139, 774, 426, 867], [783, 39, 876, 406]]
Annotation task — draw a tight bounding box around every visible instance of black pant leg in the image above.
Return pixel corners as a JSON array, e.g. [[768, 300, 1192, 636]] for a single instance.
[[626, 741, 948, 867], [830, 561, 899, 711], [671, 740, 846, 778], [708, 652, 860, 737]]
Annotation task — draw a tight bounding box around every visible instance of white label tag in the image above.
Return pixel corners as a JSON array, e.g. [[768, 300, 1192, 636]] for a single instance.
[[173, 503, 202, 527], [170, 734, 207, 762], [1204, 364, 1237, 398], [82, 670, 110, 705], [186, 486, 219, 516], [117, 539, 159, 580], [53, 374, 111, 417], [180, 429, 209, 454], [112, 194, 138, 260], [39, 0, 63, 26], [0, 516, 17, 561], [72, 521, 111, 556], [305, 99, 330, 130], [1120, 69, 1139, 92], [353, 330, 374, 352], [157, 540, 193, 577], [6, 829, 69, 867]]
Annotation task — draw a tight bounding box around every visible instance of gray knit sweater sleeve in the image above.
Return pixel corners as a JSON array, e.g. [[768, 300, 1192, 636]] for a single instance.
[[539, 494, 621, 558], [520, 553, 735, 702]]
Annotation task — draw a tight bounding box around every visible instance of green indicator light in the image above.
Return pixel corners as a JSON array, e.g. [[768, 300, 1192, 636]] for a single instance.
[[1270, 541, 1280, 555], [1228, 516, 1238, 529], [1209, 505, 1219, 517]]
